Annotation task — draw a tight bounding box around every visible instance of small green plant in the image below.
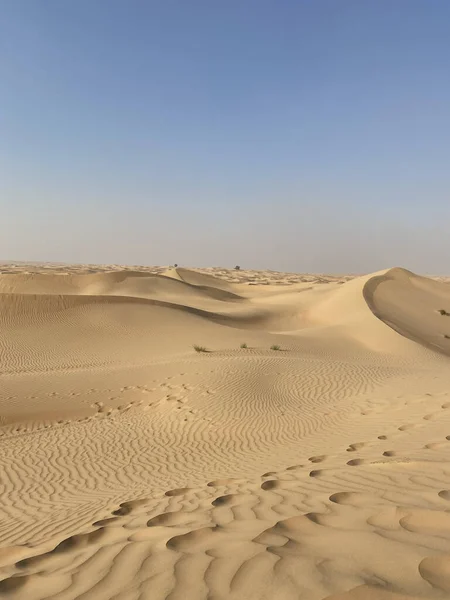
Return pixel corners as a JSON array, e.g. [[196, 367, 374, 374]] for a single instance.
[[438, 309, 450, 316], [240, 342, 248, 348], [193, 345, 208, 353], [270, 344, 281, 351]]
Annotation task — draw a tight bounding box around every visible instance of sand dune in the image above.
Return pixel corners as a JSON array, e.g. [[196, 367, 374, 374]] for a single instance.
[[0, 265, 450, 599], [364, 268, 450, 356]]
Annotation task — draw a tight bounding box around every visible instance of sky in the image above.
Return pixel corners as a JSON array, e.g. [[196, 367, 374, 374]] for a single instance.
[[1, 0, 450, 274]]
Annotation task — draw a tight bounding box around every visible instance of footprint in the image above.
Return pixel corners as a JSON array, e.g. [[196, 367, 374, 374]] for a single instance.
[[346, 442, 367, 452], [309, 469, 325, 478], [92, 517, 121, 527], [165, 487, 194, 497], [0, 575, 30, 593], [400, 509, 450, 536], [212, 494, 251, 507], [207, 478, 240, 487], [261, 480, 282, 491], [166, 527, 217, 552], [398, 424, 418, 431], [329, 492, 380, 507], [147, 512, 188, 527], [424, 413, 439, 421], [112, 498, 150, 516], [425, 442, 448, 450], [212, 495, 237, 507], [346, 459, 366, 466], [308, 455, 327, 463], [419, 555, 450, 593]]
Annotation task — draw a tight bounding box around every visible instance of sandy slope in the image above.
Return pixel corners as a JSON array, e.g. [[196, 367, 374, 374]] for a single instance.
[[0, 266, 450, 599]]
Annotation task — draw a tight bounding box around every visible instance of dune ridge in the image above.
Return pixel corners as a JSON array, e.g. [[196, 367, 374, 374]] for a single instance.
[[0, 265, 450, 599], [364, 268, 450, 356]]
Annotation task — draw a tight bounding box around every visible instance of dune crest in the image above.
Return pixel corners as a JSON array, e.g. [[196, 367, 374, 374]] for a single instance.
[[364, 267, 450, 356]]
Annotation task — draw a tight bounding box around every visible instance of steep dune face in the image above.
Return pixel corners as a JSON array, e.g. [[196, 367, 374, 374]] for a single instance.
[[0, 266, 450, 600], [302, 270, 432, 358], [364, 268, 450, 357], [164, 267, 238, 292]]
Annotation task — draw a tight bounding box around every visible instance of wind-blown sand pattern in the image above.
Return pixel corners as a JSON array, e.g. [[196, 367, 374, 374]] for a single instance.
[[1, 264, 450, 599]]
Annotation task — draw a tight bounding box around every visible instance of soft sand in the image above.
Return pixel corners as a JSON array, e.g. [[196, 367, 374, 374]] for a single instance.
[[1, 265, 450, 599]]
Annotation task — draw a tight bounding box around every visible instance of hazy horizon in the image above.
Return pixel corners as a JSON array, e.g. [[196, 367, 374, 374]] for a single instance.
[[2, 1, 450, 275]]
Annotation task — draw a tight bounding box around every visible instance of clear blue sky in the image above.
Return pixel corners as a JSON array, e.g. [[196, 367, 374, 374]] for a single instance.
[[2, 0, 449, 273]]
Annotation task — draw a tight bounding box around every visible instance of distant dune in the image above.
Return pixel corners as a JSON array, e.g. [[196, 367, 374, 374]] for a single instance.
[[0, 264, 450, 599]]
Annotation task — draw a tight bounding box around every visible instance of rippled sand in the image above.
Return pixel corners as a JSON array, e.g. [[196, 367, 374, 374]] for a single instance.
[[1, 264, 450, 599]]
